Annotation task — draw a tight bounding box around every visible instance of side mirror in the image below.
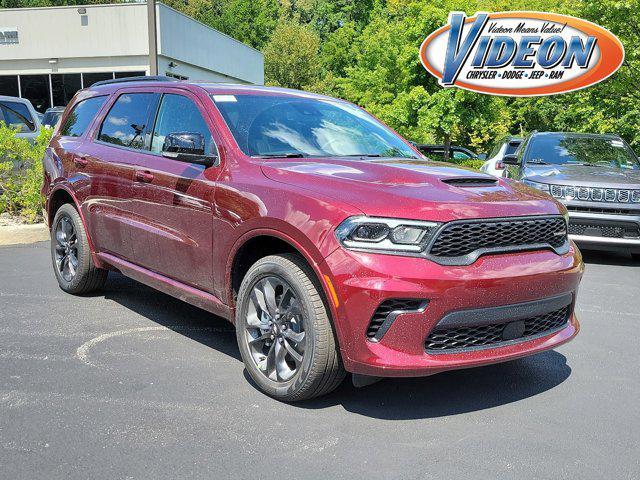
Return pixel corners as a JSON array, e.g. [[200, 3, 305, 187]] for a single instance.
[[502, 154, 520, 166], [477, 153, 487, 160], [161, 132, 217, 167]]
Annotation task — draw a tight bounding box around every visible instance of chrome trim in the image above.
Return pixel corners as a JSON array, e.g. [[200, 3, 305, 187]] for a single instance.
[[570, 234, 640, 246], [549, 184, 640, 203], [370, 301, 429, 343]]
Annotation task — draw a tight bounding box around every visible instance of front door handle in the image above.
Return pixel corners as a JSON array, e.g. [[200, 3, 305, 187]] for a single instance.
[[73, 155, 89, 167], [135, 170, 154, 183]]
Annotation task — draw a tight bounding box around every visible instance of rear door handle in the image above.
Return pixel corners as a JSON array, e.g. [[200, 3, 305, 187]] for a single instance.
[[73, 155, 89, 167], [135, 170, 154, 183]]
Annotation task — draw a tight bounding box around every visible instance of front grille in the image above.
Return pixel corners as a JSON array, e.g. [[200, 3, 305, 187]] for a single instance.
[[367, 299, 426, 339], [568, 221, 640, 239], [425, 305, 570, 352], [566, 205, 634, 215], [428, 217, 567, 258], [550, 184, 640, 204]]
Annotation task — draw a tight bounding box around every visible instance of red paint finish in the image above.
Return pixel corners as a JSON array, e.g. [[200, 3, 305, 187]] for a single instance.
[[43, 80, 583, 378]]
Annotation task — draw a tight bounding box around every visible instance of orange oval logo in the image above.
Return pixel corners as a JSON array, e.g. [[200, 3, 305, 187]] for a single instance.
[[420, 11, 625, 96]]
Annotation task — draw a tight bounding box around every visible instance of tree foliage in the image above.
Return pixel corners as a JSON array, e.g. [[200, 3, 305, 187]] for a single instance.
[[2, 0, 639, 154]]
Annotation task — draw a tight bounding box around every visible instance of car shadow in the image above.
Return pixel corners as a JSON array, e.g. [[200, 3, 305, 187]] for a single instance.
[[580, 250, 638, 266], [293, 350, 571, 419], [99, 272, 241, 362], [98, 273, 572, 419]]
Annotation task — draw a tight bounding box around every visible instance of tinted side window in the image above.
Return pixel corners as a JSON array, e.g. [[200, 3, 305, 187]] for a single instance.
[[505, 141, 521, 156], [0, 101, 35, 132], [99, 93, 159, 150], [151, 94, 213, 155], [60, 96, 106, 137], [452, 150, 472, 160]]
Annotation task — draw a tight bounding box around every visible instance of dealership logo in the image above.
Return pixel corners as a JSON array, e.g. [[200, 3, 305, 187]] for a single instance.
[[420, 12, 624, 96]]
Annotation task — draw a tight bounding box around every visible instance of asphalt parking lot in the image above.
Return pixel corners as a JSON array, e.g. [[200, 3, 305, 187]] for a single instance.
[[1, 242, 638, 479]]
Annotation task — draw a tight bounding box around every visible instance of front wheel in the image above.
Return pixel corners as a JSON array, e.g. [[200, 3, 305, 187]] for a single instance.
[[235, 254, 345, 401]]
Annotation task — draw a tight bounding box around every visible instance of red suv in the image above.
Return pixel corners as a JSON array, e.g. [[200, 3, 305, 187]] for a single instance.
[[42, 77, 583, 401]]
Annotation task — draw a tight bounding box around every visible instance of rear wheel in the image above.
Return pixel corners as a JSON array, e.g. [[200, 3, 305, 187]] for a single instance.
[[51, 203, 107, 294], [236, 254, 345, 401]]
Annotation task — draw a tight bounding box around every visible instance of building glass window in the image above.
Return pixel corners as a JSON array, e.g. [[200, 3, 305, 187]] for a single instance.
[[51, 74, 82, 107], [82, 72, 114, 88], [20, 74, 50, 113], [115, 71, 146, 79], [0, 101, 36, 132], [0, 76, 19, 97], [60, 95, 107, 138], [98, 93, 159, 150]]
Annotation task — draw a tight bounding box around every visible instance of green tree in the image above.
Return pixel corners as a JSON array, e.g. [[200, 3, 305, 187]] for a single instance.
[[263, 21, 321, 89]]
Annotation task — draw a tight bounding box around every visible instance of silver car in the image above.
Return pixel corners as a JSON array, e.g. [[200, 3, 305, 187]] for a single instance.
[[0, 95, 42, 143]]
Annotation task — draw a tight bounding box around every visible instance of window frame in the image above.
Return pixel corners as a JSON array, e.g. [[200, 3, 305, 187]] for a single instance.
[[90, 87, 221, 167], [58, 94, 108, 139]]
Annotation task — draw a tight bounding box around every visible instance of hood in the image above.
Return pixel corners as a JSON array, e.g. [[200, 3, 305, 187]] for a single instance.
[[261, 157, 562, 222], [524, 164, 640, 188]]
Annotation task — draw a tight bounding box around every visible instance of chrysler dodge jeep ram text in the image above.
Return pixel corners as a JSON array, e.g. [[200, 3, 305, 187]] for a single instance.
[[42, 77, 583, 401]]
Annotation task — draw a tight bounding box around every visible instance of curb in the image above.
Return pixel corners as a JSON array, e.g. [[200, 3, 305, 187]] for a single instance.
[[0, 223, 49, 246]]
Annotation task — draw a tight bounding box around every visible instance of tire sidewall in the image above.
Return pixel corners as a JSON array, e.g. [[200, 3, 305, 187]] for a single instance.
[[236, 258, 319, 399]]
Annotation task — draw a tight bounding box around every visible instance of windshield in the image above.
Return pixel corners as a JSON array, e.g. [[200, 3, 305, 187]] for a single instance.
[[211, 94, 417, 159], [526, 135, 639, 169]]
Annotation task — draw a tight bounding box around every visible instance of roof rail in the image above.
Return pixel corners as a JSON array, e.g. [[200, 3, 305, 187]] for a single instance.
[[90, 75, 178, 87]]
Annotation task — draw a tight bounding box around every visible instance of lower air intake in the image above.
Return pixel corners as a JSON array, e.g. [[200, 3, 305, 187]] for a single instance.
[[367, 299, 427, 341], [425, 305, 570, 353]]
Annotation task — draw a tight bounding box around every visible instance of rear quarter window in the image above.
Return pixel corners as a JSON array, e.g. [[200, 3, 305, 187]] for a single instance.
[[60, 96, 107, 137]]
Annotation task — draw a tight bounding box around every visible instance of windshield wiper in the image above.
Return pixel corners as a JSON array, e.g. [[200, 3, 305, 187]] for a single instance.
[[343, 154, 382, 158], [566, 162, 608, 167], [526, 159, 551, 165], [254, 153, 307, 158]]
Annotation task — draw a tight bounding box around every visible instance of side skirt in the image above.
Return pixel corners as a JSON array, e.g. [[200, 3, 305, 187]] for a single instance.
[[96, 252, 233, 322]]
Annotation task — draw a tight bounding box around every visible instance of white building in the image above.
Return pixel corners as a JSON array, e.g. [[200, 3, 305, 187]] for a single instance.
[[0, 2, 264, 112]]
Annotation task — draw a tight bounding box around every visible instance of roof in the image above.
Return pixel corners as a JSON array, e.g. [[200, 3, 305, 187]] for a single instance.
[[531, 131, 622, 140], [87, 78, 338, 100]]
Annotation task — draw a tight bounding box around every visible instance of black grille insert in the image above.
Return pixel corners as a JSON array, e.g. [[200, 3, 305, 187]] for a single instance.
[[568, 221, 640, 239], [428, 217, 567, 259], [425, 305, 570, 352], [567, 205, 634, 215], [367, 299, 426, 340]]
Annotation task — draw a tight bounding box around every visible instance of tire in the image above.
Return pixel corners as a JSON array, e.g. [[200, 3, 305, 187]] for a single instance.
[[235, 254, 345, 401], [51, 203, 108, 294]]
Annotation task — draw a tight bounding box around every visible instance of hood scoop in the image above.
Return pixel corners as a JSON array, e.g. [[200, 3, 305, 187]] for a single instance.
[[442, 177, 498, 187]]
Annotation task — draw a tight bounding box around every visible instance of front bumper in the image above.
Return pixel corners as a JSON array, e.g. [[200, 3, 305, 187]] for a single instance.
[[567, 208, 640, 253], [323, 244, 583, 377]]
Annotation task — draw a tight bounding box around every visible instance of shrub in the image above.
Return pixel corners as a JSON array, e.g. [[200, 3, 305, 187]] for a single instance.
[[0, 125, 52, 223], [457, 158, 485, 170]]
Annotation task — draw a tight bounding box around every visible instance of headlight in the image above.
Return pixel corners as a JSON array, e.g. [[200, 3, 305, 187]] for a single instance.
[[335, 216, 440, 254], [522, 179, 550, 193]]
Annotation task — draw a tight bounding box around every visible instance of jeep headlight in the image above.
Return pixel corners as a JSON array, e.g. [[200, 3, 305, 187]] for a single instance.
[[522, 179, 550, 193], [335, 216, 440, 254]]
